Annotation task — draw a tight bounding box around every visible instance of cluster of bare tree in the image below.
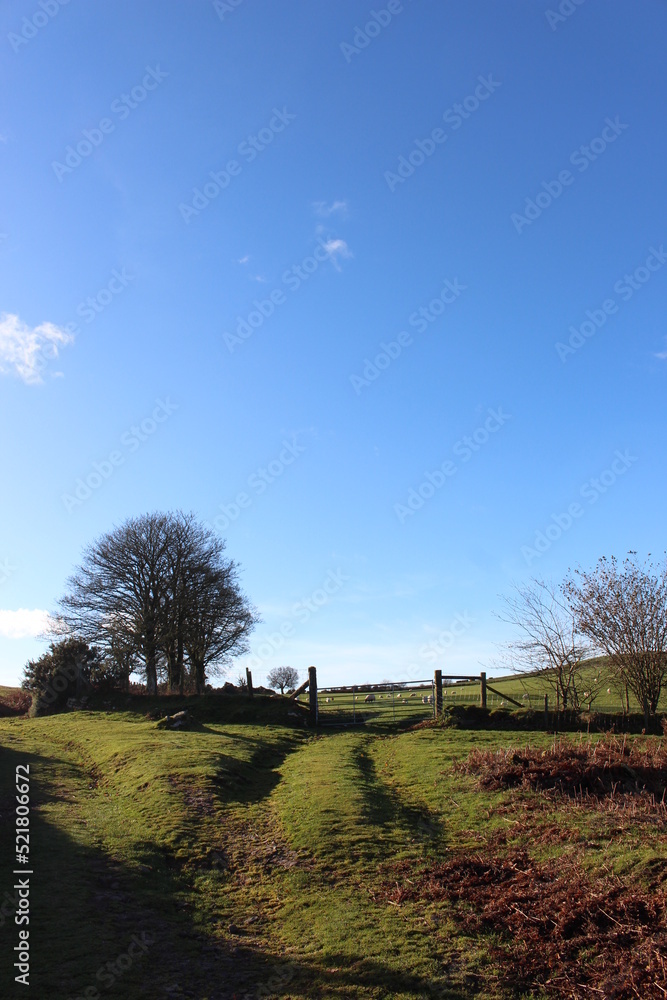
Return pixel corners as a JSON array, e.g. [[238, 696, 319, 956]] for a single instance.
[[53, 511, 258, 695], [499, 553, 667, 725]]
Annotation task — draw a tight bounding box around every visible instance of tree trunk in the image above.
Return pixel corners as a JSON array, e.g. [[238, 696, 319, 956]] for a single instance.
[[177, 633, 185, 696], [194, 659, 206, 695], [167, 640, 178, 692], [145, 647, 158, 695]]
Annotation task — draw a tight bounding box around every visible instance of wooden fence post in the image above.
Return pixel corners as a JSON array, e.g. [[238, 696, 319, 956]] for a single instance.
[[246, 668, 253, 698], [480, 672, 487, 709], [308, 666, 318, 725], [434, 670, 443, 718]]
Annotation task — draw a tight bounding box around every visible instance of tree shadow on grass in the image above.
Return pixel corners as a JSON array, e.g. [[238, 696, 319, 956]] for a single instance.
[[353, 739, 443, 845], [0, 742, 469, 1000]]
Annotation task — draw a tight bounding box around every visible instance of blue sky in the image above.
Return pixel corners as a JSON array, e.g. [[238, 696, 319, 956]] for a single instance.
[[0, 0, 665, 690]]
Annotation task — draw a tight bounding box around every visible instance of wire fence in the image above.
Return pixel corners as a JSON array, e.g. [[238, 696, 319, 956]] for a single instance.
[[228, 665, 665, 720], [313, 679, 437, 726]]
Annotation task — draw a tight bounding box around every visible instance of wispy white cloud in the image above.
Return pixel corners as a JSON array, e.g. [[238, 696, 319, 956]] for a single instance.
[[313, 200, 348, 218], [0, 608, 51, 639], [238, 255, 250, 264], [321, 238, 353, 271], [655, 344, 667, 360], [0, 313, 74, 385]]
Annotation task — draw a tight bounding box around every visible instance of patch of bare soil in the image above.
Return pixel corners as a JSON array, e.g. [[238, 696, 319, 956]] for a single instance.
[[384, 851, 667, 999]]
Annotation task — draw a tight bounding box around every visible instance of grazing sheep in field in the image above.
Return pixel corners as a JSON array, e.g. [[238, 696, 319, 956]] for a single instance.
[[325, 697, 330, 703], [396, 693, 402, 699], [409, 693, 415, 699], [364, 694, 375, 703]]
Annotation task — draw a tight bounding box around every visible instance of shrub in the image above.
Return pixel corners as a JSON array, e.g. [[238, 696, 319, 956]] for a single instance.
[[22, 638, 102, 712], [0, 690, 32, 717]]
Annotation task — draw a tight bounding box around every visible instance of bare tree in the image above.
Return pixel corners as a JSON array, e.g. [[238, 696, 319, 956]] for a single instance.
[[54, 511, 258, 696], [497, 579, 589, 711], [182, 556, 258, 695], [56, 513, 172, 695], [267, 665, 299, 695], [564, 553, 667, 727]]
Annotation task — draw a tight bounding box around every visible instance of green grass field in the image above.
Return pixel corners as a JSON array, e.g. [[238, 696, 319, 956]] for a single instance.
[[0, 693, 665, 999], [310, 682, 437, 725], [395, 659, 667, 714], [302, 658, 667, 725]]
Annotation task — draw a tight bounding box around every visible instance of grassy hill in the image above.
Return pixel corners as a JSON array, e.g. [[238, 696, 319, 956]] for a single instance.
[[427, 657, 667, 714], [0, 697, 665, 999]]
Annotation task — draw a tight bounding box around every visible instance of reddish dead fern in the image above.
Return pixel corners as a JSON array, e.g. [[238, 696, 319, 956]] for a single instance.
[[384, 851, 667, 998], [454, 737, 667, 811]]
